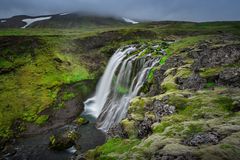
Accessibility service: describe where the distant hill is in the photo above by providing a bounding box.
[0,12,139,29]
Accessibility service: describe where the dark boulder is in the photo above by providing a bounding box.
[183,132,221,146]
[107,124,128,138]
[137,118,153,138]
[176,73,206,90]
[218,68,240,87]
[152,153,199,160]
[49,130,79,151]
[190,44,240,70]
[149,100,176,122]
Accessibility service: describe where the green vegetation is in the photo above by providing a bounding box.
[75,117,88,125]
[0,36,96,138]
[62,92,76,101]
[87,138,140,160]
[35,115,49,125]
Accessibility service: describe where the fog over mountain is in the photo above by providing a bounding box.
[0,0,240,22]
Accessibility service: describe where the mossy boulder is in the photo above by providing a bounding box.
[121,119,137,138]
[49,130,79,151]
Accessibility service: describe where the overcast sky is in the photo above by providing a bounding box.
[0,0,240,21]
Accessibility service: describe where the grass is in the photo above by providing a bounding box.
[88,138,140,160]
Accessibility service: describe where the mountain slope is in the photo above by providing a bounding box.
[0,13,134,29]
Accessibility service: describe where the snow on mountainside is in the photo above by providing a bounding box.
[0,13,139,28]
[122,17,139,24]
[21,16,52,28]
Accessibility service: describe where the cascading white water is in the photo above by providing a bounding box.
[83,46,136,118]
[83,45,159,132]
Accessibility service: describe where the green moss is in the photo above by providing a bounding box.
[214,96,234,111]
[75,117,88,125]
[49,135,56,145]
[183,123,203,137]
[200,67,223,77]
[159,49,172,65]
[169,35,209,53]
[121,119,137,138]
[153,121,171,133]
[35,115,49,125]
[175,66,192,78]
[161,74,178,91]
[220,144,234,149]
[95,138,140,158]
[147,67,156,82]
[62,92,76,101]
[168,94,188,110]
[128,98,146,121]
[205,82,216,88]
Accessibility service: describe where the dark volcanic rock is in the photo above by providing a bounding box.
[1,144,17,158]
[75,30,156,50]
[177,73,206,90]
[107,124,128,138]
[190,44,240,70]
[149,55,185,95]
[218,68,240,87]
[152,153,199,160]
[49,130,79,151]
[150,100,176,122]
[183,132,221,146]
[137,118,153,138]
[133,100,175,138]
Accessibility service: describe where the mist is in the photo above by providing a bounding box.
[0,0,240,21]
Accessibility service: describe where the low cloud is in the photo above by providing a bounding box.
[0,0,240,21]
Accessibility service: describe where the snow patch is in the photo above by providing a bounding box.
[60,13,70,16]
[21,16,52,28]
[1,20,6,23]
[122,17,139,24]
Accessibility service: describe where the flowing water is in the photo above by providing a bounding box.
[83,45,159,132]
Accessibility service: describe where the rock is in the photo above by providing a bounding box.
[49,130,79,151]
[152,153,199,160]
[127,100,176,138]
[1,145,17,158]
[176,73,206,90]
[183,132,221,146]
[137,118,153,138]
[107,124,128,138]
[72,154,86,160]
[53,57,63,63]
[218,68,240,87]
[190,44,240,69]
[74,117,89,126]
[151,100,176,121]
[149,55,185,96]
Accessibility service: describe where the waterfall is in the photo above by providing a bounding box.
[83,45,159,132]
